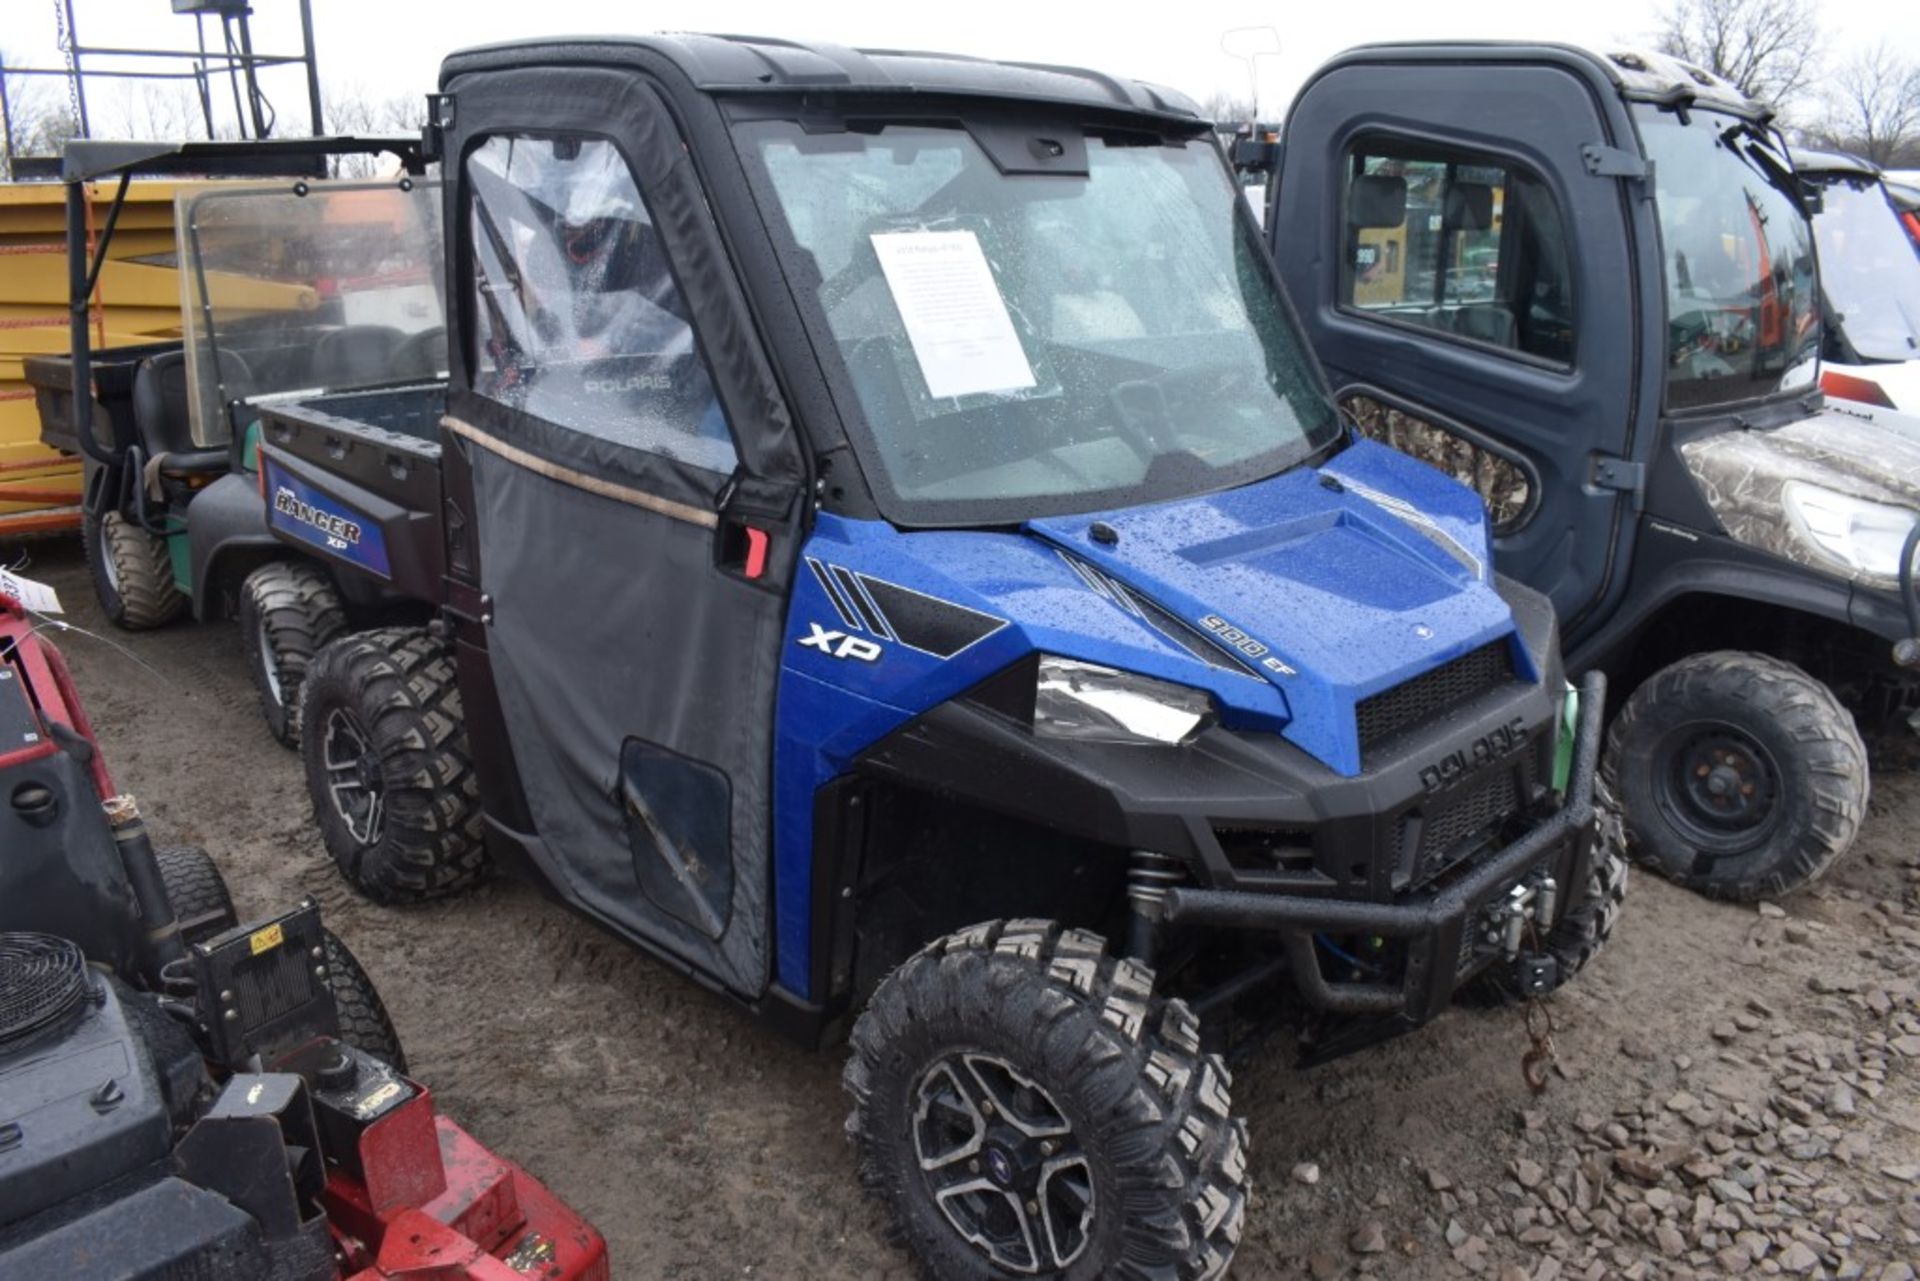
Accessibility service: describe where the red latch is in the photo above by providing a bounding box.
[743,526,770,580]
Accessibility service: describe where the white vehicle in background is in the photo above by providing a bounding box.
[1795,148,1920,432]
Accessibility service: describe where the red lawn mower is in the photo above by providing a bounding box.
[0,582,606,1280]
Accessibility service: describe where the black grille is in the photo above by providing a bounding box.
[1357,640,1515,756]
[233,944,318,1032]
[0,933,89,1049]
[1409,769,1519,885]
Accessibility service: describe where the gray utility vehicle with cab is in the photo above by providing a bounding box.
[1248,43,1912,901]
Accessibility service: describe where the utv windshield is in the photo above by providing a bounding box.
[1636,106,1820,411]
[1806,173,1920,363]
[178,179,445,446]
[738,119,1339,523]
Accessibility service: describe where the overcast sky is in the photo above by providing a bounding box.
[6,0,1915,135]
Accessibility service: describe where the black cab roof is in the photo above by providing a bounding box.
[1305,41,1771,122]
[439,32,1201,123]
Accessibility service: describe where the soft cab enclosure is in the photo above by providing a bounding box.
[254,32,1627,1281]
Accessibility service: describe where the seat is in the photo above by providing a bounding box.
[390,326,447,380]
[131,351,231,475]
[310,325,407,387]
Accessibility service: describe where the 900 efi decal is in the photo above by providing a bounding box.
[1056,551,1261,680]
[799,559,1006,663]
[265,462,391,578]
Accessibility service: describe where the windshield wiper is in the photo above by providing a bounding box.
[1720,123,1808,211]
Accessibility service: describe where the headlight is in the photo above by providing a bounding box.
[1782,481,1919,579]
[1033,656,1215,746]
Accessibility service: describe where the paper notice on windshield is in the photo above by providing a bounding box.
[0,568,61,614]
[871,230,1037,400]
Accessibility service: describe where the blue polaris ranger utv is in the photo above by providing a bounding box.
[249,33,1619,1279]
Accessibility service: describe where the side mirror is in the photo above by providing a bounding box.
[1348,174,1407,229]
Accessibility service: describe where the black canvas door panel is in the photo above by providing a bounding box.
[441,69,803,998]
[467,443,776,991]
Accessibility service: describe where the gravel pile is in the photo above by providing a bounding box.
[1292,875,1920,1280]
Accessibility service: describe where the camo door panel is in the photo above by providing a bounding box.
[1343,393,1533,532]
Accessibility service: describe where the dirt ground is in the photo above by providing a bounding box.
[22,535,1920,1280]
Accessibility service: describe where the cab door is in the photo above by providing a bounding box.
[441,68,804,996]
[1271,55,1652,634]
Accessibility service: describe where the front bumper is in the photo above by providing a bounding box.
[1163,670,1606,1025]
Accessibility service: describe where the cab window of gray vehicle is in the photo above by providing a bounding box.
[466,133,738,473]
[1340,145,1575,364]
[1808,175,1920,363]
[737,120,1339,522]
[1636,107,1819,410]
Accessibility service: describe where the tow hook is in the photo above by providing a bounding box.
[1496,876,1558,959]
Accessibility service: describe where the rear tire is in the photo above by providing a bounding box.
[154,845,238,946]
[1604,652,1867,900]
[846,919,1247,1280]
[83,510,184,630]
[239,560,347,748]
[323,929,407,1073]
[299,627,487,904]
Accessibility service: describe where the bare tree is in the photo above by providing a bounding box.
[1655,0,1824,111]
[1195,90,1260,129]
[323,84,425,177]
[1814,46,1920,167]
[1,49,79,175]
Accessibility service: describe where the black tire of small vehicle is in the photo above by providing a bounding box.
[1461,779,1629,1007]
[299,627,487,905]
[154,844,239,947]
[846,918,1248,1281]
[323,929,408,1074]
[238,559,348,748]
[83,510,184,630]
[1603,652,1868,901]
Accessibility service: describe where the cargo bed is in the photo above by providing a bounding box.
[256,382,448,605]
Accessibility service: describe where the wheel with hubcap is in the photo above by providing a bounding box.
[82,510,184,630]
[299,627,487,904]
[1603,651,1867,901]
[238,559,347,748]
[846,918,1246,1280]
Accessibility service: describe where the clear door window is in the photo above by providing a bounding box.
[467,133,738,473]
[1340,145,1575,364]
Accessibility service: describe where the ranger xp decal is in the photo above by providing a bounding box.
[265,462,392,578]
[802,558,1007,660]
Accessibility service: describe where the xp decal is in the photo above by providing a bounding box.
[799,623,883,663]
[801,557,1007,660]
[264,462,392,578]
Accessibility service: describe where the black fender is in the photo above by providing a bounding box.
[185,472,278,621]
[1566,524,1893,678]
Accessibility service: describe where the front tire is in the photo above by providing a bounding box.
[154,845,239,946]
[83,510,184,630]
[1603,652,1868,900]
[846,919,1247,1281]
[299,627,487,904]
[238,560,347,748]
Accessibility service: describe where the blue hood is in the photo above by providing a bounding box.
[782,439,1528,778]
[1024,439,1522,772]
